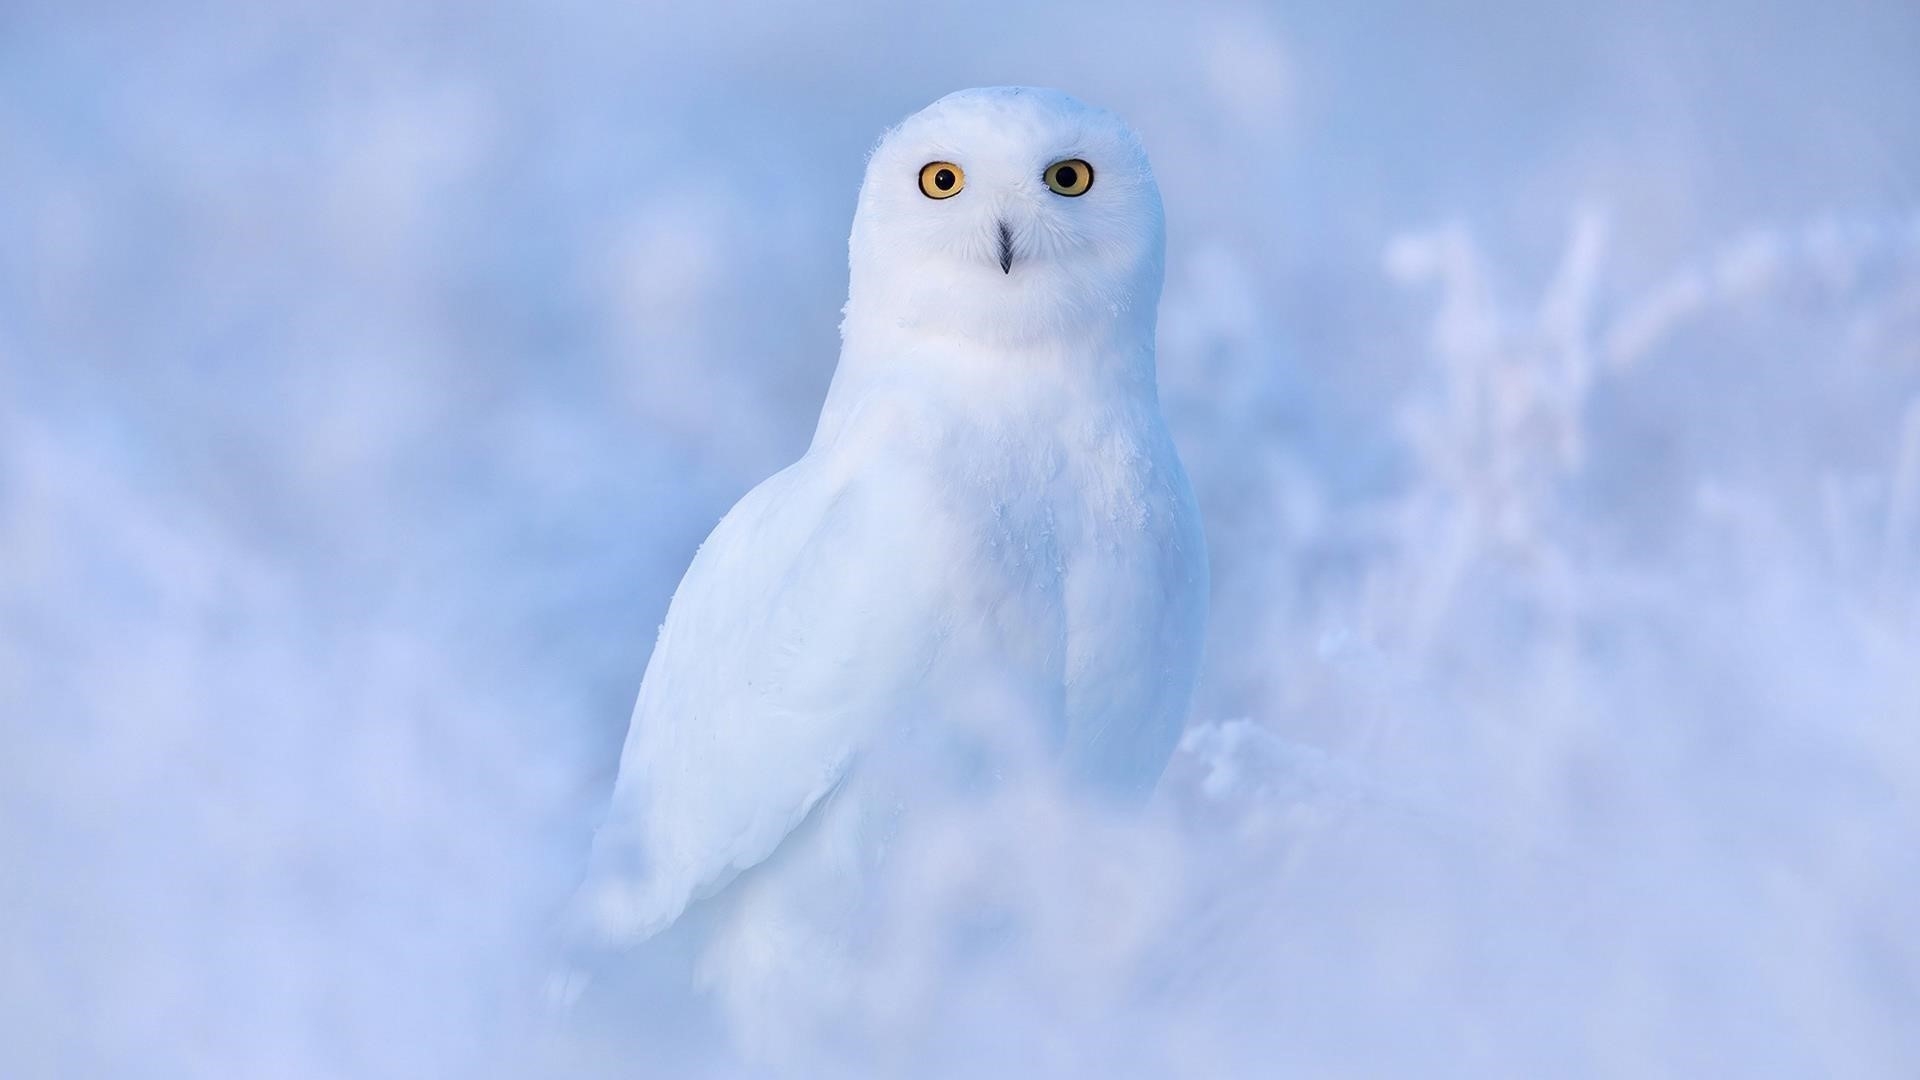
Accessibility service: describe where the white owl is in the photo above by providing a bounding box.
[574,86,1207,1049]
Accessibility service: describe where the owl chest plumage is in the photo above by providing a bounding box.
[823,377,1207,793]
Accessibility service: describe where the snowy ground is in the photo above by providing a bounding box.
[4,1,1918,1076]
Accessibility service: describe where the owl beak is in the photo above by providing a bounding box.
[996,220,1014,274]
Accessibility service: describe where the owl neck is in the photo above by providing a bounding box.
[812,312,1161,451]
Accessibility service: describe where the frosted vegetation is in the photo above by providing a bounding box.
[3,2,1917,1076]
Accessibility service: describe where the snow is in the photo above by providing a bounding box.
[3,1,1918,1076]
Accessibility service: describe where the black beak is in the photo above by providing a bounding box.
[997,220,1013,274]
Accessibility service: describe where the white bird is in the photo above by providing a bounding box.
[573,86,1207,1047]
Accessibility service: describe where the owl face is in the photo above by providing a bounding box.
[846,88,1166,350]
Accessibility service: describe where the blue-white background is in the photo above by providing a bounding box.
[3,2,1918,1075]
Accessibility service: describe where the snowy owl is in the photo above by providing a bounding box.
[574,86,1207,1046]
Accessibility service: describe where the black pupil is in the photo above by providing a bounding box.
[934,168,955,191]
[1054,165,1079,188]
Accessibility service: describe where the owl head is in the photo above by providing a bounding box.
[844,87,1166,352]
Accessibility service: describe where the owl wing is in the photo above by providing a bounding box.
[576,447,948,945]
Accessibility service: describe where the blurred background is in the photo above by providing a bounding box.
[4,0,1919,1075]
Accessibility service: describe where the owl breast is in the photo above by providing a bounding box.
[847,386,1206,799]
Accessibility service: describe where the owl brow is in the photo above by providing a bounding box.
[1045,149,1093,172]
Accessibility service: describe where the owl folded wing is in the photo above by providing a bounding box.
[575,453,949,945]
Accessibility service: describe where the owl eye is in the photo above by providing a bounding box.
[918,161,965,199]
[1044,159,1093,196]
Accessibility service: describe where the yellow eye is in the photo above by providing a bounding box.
[919,161,965,199]
[1044,158,1093,196]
